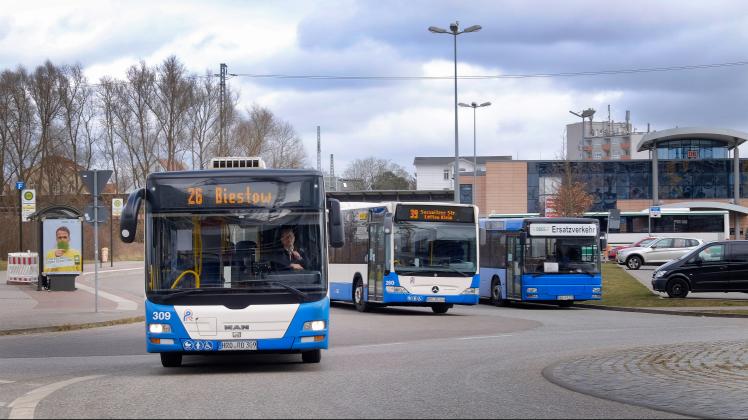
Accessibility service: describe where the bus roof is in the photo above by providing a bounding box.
[480,217,599,231]
[147,168,323,180]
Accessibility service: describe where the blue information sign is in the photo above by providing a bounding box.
[15,181,25,191]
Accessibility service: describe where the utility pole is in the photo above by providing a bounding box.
[317,126,322,172]
[218,63,227,155]
[330,154,335,192]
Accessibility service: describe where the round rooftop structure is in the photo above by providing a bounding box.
[637,127,748,152]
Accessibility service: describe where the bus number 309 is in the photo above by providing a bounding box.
[152,312,171,321]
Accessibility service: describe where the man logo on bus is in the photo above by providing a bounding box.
[432,286,440,294]
[183,309,194,322]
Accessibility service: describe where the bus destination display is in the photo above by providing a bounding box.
[395,205,474,223]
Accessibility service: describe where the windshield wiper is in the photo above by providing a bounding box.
[243,280,310,301]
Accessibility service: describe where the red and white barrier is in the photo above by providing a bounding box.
[6,252,39,285]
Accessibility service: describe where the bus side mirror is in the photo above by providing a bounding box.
[384,214,393,235]
[328,198,344,248]
[520,232,527,244]
[479,228,486,246]
[120,188,145,244]
[600,235,607,250]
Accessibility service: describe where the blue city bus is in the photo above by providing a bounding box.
[478,217,602,307]
[329,202,480,314]
[120,157,344,367]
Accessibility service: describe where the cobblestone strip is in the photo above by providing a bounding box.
[543,341,748,419]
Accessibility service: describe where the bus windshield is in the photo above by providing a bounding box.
[148,210,325,295]
[393,221,477,276]
[524,237,600,274]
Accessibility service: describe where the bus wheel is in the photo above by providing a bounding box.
[491,277,508,307]
[626,256,642,270]
[666,279,689,298]
[557,301,574,308]
[160,352,182,368]
[302,349,321,363]
[431,304,450,314]
[354,279,369,312]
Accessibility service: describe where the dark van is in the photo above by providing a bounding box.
[652,240,748,298]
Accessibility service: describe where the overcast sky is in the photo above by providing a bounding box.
[3,0,748,172]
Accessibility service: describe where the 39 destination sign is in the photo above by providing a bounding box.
[395,205,475,223]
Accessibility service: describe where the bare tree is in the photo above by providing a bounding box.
[28,61,63,194]
[1,68,39,190]
[151,56,193,171]
[552,161,593,217]
[58,63,90,191]
[231,104,274,158]
[342,157,395,190]
[119,61,158,187]
[263,120,307,169]
[187,73,219,169]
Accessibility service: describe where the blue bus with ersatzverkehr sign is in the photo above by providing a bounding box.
[119,157,344,367]
[478,217,603,308]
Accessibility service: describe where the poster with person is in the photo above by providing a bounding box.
[43,219,82,274]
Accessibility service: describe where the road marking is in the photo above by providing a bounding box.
[457,334,514,340]
[0,379,16,384]
[356,342,405,349]
[81,267,141,275]
[8,375,102,419]
[74,283,138,311]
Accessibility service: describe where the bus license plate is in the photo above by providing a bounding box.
[427,297,445,303]
[220,340,257,351]
[557,295,574,300]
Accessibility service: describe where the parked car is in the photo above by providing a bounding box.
[607,237,657,259]
[616,237,703,270]
[652,240,748,298]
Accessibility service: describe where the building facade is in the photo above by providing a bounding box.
[566,120,648,160]
[416,127,748,239]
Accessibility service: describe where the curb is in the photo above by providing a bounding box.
[0,316,145,337]
[576,303,748,318]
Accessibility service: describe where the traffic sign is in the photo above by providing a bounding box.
[83,205,109,224]
[80,170,113,196]
[15,181,25,191]
[21,189,36,222]
[112,198,124,218]
[650,206,661,218]
[608,208,621,230]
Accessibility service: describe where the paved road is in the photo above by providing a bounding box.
[1,303,747,418]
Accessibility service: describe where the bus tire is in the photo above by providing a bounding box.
[353,278,369,312]
[491,276,508,307]
[626,255,643,270]
[160,352,182,368]
[557,301,574,308]
[431,304,450,314]
[666,278,689,298]
[302,349,321,363]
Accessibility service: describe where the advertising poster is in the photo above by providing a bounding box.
[43,219,82,274]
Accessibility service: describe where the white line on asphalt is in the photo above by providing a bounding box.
[457,334,514,340]
[0,379,16,384]
[81,268,141,275]
[74,283,138,311]
[8,375,102,419]
[356,342,406,349]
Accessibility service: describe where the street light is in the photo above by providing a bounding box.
[459,101,491,204]
[569,108,596,159]
[429,21,482,203]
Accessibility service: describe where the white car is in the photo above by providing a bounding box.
[616,237,703,270]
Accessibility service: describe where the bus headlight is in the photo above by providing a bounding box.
[386,286,409,294]
[149,324,172,334]
[526,288,538,294]
[592,287,601,293]
[303,321,326,331]
[461,288,479,295]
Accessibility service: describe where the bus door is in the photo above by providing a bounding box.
[505,234,523,299]
[367,210,386,302]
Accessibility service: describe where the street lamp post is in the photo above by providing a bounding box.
[429,21,482,203]
[569,108,596,159]
[459,101,491,205]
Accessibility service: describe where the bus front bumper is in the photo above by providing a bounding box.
[383,293,479,305]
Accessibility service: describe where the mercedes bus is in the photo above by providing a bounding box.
[329,202,480,314]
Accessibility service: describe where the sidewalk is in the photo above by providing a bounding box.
[0,261,145,335]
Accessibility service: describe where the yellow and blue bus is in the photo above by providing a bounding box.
[120,157,344,367]
[479,217,602,307]
[329,202,480,314]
